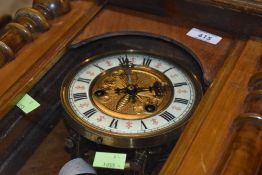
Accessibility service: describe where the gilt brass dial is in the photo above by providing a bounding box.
[61,51,202,148]
[91,66,173,120]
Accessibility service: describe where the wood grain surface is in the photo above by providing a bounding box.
[0,0,104,119]
[17,121,71,175]
[73,6,236,83]
[219,118,262,175]
[192,0,262,15]
[0,1,261,175]
[13,5,256,174]
[160,38,262,175]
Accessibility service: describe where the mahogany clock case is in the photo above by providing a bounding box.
[60,32,205,148]
[0,32,205,174]
[0,0,261,174]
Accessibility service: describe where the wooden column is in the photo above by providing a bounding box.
[219,61,262,175]
[0,0,71,67]
[0,0,106,118]
[160,38,262,175]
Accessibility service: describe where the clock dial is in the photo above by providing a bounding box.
[61,51,202,148]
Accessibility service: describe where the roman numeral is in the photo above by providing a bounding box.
[83,108,97,118]
[174,82,187,87]
[159,111,176,122]
[94,64,104,71]
[109,118,118,129]
[174,98,189,104]
[73,93,87,101]
[142,58,152,66]
[163,67,173,73]
[118,55,130,66]
[77,77,91,84]
[141,120,148,129]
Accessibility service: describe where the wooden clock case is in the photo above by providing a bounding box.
[0,0,261,174]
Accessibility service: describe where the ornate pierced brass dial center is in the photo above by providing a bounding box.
[61,51,200,148]
[90,66,174,120]
[127,85,136,94]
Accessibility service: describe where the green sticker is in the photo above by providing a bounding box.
[16,94,40,114]
[93,152,127,170]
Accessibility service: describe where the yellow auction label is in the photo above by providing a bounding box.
[93,152,127,170]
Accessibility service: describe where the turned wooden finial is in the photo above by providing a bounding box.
[33,0,71,19]
[0,0,71,68]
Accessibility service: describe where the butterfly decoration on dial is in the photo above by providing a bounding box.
[61,51,202,148]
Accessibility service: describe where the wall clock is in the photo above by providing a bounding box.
[60,32,205,174]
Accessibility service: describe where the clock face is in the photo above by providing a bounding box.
[61,51,202,148]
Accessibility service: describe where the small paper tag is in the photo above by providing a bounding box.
[93,152,127,170]
[186,28,222,44]
[16,94,40,114]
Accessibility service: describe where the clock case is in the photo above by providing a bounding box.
[60,32,205,174]
[61,31,205,147]
[1,0,261,174]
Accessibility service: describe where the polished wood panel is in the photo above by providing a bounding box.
[12,4,256,174]
[160,38,262,175]
[0,1,261,175]
[73,6,236,83]
[0,0,105,119]
[219,115,262,175]
[217,51,262,175]
[18,121,71,175]
[109,0,262,37]
[194,0,262,15]
[0,0,71,67]
[164,0,262,37]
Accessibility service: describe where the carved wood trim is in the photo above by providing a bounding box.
[160,38,262,175]
[0,0,71,68]
[190,0,262,16]
[218,56,262,175]
[0,0,106,119]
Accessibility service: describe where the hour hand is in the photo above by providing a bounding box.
[135,81,170,96]
[93,88,117,97]
[149,81,170,97]
[126,69,133,84]
[115,87,127,94]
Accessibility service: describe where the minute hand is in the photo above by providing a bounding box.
[126,69,133,84]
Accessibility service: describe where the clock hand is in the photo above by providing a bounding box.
[114,82,169,95]
[94,88,120,97]
[149,81,169,97]
[119,55,135,85]
[133,81,170,96]
[115,87,127,94]
[127,69,133,85]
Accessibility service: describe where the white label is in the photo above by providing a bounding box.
[186,28,222,44]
